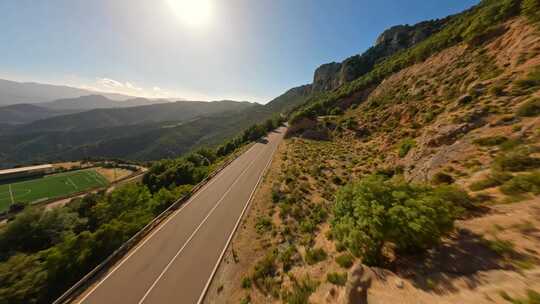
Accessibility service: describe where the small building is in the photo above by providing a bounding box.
[0,164,54,181]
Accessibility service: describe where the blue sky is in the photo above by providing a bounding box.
[0,0,479,103]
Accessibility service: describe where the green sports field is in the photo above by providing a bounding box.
[0,169,109,213]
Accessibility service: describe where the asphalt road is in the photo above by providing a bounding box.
[76,127,286,304]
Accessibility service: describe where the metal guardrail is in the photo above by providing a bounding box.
[52,151,244,304]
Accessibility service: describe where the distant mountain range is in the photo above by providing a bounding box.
[0,96,287,167]
[0,95,169,125]
[39,95,166,111]
[0,72,313,168]
[11,100,256,133]
[0,78,138,106]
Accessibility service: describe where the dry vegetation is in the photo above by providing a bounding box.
[204,18,540,304]
[94,167,134,182]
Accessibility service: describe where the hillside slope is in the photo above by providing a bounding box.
[203,1,540,303]
[0,101,268,167]
[0,104,77,125]
[12,100,255,133]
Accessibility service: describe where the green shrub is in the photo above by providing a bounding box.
[272,189,283,203]
[500,138,523,151]
[515,67,540,91]
[484,238,515,256]
[304,248,327,265]
[252,252,279,295]
[500,171,540,195]
[493,148,540,172]
[489,85,505,96]
[517,98,540,117]
[240,295,251,304]
[500,289,540,304]
[255,217,273,234]
[281,276,318,304]
[279,245,299,272]
[473,135,509,146]
[335,253,354,268]
[522,0,540,23]
[469,171,513,191]
[398,138,416,158]
[327,272,348,286]
[332,175,463,265]
[241,277,252,289]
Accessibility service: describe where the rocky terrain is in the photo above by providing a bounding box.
[203,1,540,303]
[312,18,448,93]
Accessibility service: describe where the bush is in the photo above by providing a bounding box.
[255,217,273,234]
[473,135,509,146]
[469,171,513,191]
[484,238,515,256]
[501,289,540,304]
[279,245,299,272]
[332,175,463,265]
[517,98,540,117]
[515,67,540,91]
[281,276,318,304]
[522,0,540,23]
[500,171,540,195]
[305,248,327,265]
[304,248,327,265]
[493,148,540,172]
[335,253,354,268]
[327,272,348,286]
[252,252,279,295]
[398,138,416,158]
[241,277,252,289]
[489,85,505,96]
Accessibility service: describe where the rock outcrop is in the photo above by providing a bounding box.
[311,19,448,93]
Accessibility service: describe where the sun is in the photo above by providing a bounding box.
[166,0,214,28]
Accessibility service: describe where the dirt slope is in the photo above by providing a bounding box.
[204,17,540,304]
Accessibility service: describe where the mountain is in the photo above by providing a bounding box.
[13,100,256,133]
[311,18,449,93]
[38,95,165,111]
[0,79,133,106]
[0,100,266,167]
[0,95,170,126]
[263,17,452,117]
[265,84,312,113]
[0,104,77,125]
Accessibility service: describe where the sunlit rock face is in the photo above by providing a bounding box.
[311,18,448,93]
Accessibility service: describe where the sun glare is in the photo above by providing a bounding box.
[167,0,214,28]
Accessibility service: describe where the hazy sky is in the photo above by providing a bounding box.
[0,0,479,103]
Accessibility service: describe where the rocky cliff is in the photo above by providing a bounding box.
[311,18,448,93]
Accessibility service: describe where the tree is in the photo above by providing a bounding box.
[0,207,83,257]
[331,174,464,265]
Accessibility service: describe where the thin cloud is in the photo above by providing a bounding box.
[97,78,124,88]
[91,77,177,99]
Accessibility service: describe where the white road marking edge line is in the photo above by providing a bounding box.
[137,145,265,304]
[77,144,258,303]
[196,132,281,304]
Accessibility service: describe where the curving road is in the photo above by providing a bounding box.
[75,127,286,304]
